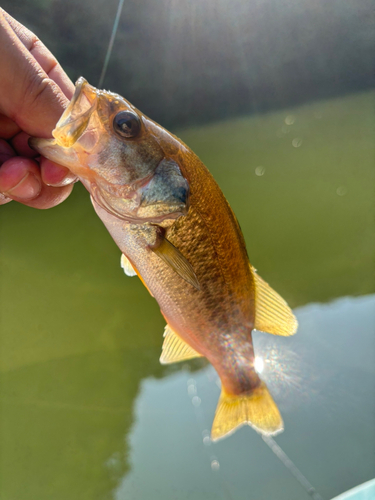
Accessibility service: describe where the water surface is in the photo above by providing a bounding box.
[0,91,373,499]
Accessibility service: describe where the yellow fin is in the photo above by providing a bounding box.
[152,238,200,290]
[252,268,298,336]
[159,324,202,364]
[211,382,284,441]
[120,254,137,277]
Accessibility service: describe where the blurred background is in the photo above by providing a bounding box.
[0,1,374,499]
[2,0,374,128]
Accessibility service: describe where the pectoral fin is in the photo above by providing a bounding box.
[252,267,298,336]
[160,324,202,364]
[152,238,200,290]
[120,254,137,276]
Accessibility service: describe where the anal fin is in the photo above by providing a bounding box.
[160,324,202,364]
[252,267,298,336]
[211,382,283,441]
[121,254,137,276]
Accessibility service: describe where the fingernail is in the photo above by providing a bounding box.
[28,137,37,151]
[47,172,77,187]
[6,172,42,200]
[42,162,76,187]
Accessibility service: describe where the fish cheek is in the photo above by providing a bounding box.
[117,134,164,183]
[96,134,164,186]
[137,159,189,219]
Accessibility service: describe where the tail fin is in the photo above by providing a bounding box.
[211,382,283,441]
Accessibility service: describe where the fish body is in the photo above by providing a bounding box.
[31,78,297,440]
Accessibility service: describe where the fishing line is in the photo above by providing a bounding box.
[98,0,125,88]
[262,436,324,500]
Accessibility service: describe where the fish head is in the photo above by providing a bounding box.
[30,77,189,222]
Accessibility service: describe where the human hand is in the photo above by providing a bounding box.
[0,9,77,208]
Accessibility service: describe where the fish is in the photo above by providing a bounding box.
[30,77,298,441]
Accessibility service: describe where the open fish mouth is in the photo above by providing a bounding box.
[52,77,98,148]
[29,78,100,171]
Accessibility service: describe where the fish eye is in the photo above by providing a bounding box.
[113,111,141,138]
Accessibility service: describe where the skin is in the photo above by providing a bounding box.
[32,80,262,397]
[0,9,77,209]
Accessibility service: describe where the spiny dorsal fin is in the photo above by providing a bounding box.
[152,238,200,290]
[160,324,202,364]
[252,267,298,336]
[120,254,137,276]
[211,382,284,441]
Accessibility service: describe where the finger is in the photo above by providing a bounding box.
[0,11,68,137]
[11,131,38,158]
[0,114,21,139]
[0,192,12,205]
[40,157,78,187]
[15,180,74,209]
[0,138,16,164]
[0,137,14,205]
[2,10,74,100]
[0,157,42,200]
[0,156,74,208]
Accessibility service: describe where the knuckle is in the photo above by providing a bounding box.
[24,73,50,109]
[11,73,51,124]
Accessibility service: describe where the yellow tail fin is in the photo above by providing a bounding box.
[211,382,283,441]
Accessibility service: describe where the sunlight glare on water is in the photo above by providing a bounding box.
[292,137,303,147]
[254,356,264,374]
[210,460,220,472]
[284,115,296,125]
[255,166,265,176]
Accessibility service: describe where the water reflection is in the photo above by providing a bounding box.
[116,294,375,500]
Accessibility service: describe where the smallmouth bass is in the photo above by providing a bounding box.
[31,78,298,440]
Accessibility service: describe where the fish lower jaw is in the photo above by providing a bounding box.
[28,137,82,173]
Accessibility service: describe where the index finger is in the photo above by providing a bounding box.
[2,10,74,100]
[0,10,68,138]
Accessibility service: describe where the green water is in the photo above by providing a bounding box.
[0,91,374,499]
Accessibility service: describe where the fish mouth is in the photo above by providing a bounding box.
[29,78,99,169]
[52,77,98,148]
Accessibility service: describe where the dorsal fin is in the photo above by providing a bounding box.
[120,254,137,276]
[160,324,202,364]
[252,267,298,336]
